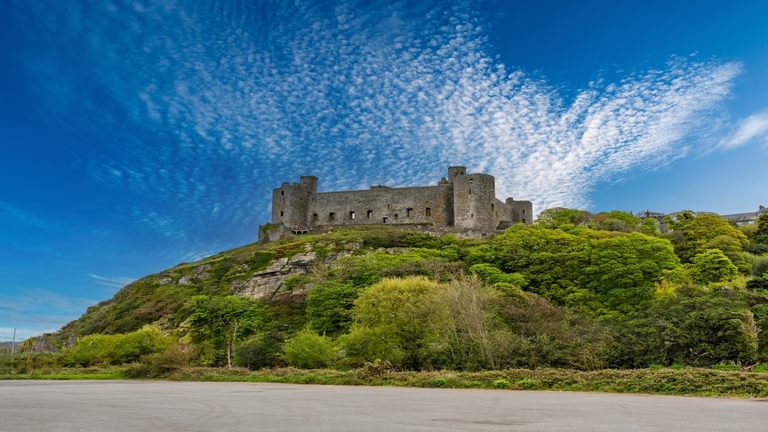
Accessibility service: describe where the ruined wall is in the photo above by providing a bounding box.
[506,198,534,224]
[267,166,533,236]
[452,173,496,230]
[308,186,447,227]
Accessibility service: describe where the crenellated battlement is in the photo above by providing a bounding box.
[261,165,532,241]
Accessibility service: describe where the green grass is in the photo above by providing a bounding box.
[7,366,768,398]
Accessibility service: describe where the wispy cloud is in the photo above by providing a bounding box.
[11,0,744,235]
[0,201,58,231]
[0,289,99,339]
[719,111,768,150]
[88,274,135,289]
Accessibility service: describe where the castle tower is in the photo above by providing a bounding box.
[447,166,466,183]
[271,176,317,227]
[506,197,534,224]
[452,172,496,230]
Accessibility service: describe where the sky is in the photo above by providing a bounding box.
[1,0,767,340]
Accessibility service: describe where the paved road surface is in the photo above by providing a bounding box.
[1,380,766,431]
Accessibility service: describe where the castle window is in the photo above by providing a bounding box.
[281,190,284,196]
[383,217,388,223]
[425,207,432,217]
[491,204,494,211]
[406,208,413,217]
[312,213,319,223]
[367,210,373,219]
[280,211,284,217]
[469,189,471,195]
[394,213,398,220]
[349,211,356,220]
[471,213,474,218]
[469,178,474,183]
[329,212,336,221]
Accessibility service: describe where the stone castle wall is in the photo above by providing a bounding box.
[263,166,532,240]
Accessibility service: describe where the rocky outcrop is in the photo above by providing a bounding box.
[231,251,317,302]
[232,245,358,303]
[177,264,211,285]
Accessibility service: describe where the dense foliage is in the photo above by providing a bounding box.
[24,210,768,373]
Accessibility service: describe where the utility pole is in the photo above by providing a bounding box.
[10,328,16,356]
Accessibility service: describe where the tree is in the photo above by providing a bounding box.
[616,291,759,366]
[344,276,452,369]
[583,232,681,312]
[667,212,749,264]
[282,329,337,368]
[305,283,359,334]
[749,212,768,254]
[473,225,681,315]
[536,208,592,228]
[690,249,739,285]
[589,211,641,232]
[187,295,267,368]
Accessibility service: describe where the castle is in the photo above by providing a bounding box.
[260,166,533,241]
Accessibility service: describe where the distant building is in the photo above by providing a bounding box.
[722,205,767,226]
[260,165,533,241]
[638,206,767,228]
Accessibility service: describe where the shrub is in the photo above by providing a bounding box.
[690,249,739,284]
[346,276,452,369]
[340,325,405,367]
[124,343,193,378]
[305,283,359,334]
[65,326,172,366]
[234,332,283,369]
[282,329,337,369]
[493,379,510,389]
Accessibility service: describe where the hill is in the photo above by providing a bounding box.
[34,210,768,371]
[58,226,461,339]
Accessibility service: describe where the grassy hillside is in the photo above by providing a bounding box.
[19,210,768,374]
[58,226,467,339]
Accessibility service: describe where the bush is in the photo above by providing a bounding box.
[746,254,768,277]
[614,290,758,367]
[305,283,359,334]
[124,343,193,378]
[234,332,283,369]
[282,329,337,369]
[690,249,738,284]
[340,326,405,367]
[346,276,452,369]
[493,379,510,389]
[65,326,172,366]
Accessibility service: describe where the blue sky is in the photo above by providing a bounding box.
[1,0,767,340]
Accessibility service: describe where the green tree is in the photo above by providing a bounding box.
[345,276,452,369]
[473,225,680,315]
[536,208,592,228]
[305,283,359,334]
[615,291,758,366]
[187,295,267,368]
[282,329,337,368]
[690,249,739,285]
[749,212,768,254]
[583,232,681,312]
[667,212,749,265]
[589,211,641,232]
[65,326,172,366]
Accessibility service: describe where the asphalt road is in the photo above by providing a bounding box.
[1,380,766,431]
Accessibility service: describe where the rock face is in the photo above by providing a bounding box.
[176,264,211,286]
[231,246,358,303]
[232,251,317,302]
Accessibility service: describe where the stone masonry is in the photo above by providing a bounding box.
[260,166,532,241]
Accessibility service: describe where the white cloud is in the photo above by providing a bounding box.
[719,111,768,150]
[13,0,744,234]
[88,274,135,289]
